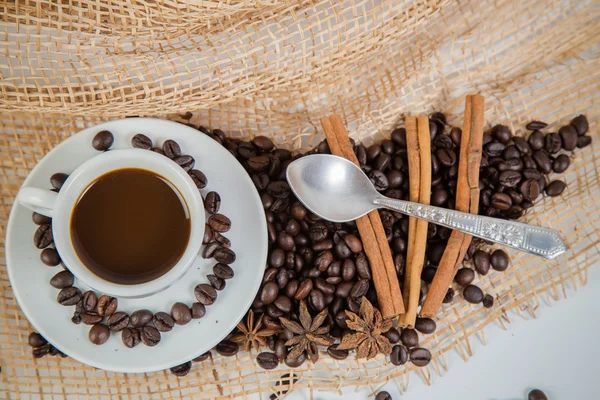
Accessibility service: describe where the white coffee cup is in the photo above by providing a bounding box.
[16,149,205,298]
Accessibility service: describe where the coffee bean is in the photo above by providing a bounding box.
[341,259,356,281]
[309,289,326,312]
[513,136,531,155]
[193,352,211,362]
[284,351,307,368]
[482,294,494,308]
[251,172,270,190]
[454,268,475,286]
[386,170,403,188]
[559,125,578,151]
[256,351,279,370]
[191,302,206,319]
[96,295,118,317]
[248,156,271,171]
[195,283,217,305]
[490,192,512,210]
[315,250,334,271]
[80,312,102,325]
[92,130,114,151]
[32,343,50,358]
[169,302,192,325]
[141,325,161,347]
[40,248,61,266]
[28,332,47,347]
[443,287,455,303]
[528,130,544,150]
[350,279,369,298]
[294,280,312,300]
[214,248,236,264]
[390,344,409,366]
[314,278,335,296]
[391,127,407,148]
[532,150,552,174]
[522,155,537,169]
[569,114,589,135]
[79,291,97,313]
[107,312,130,332]
[552,154,570,173]
[50,270,73,289]
[89,324,110,345]
[202,224,214,245]
[253,136,274,152]
[520,179,540,202]
[400,328,419,348]
[544,132,562,154]
[498,170,522,187]
[174,155,195,172]
[490,249,509,271]
[366,144,382,161]
[374,153,391,171]
[436,148,457,167]
[491,125,512,143]
[343,234,363,253]
[130,309,153,328]
[170,361,192,377]
[277,232,295,251]
[57,287,82,306]
[545,180,566,196]
[577,135,592,148]
[208,274,226,290]
[355,253,371,279]
[498,157,523,171]
[415,317,436,334]
[34,224,53,249]
[525,121,547,130]
[528,389,548,400]
[463,285,484,303]
[213,232,231,248]
[267,181,291,199]
[473,250,491,275]
[374,392,392,400]
[162,139,181,159]
[50,172,69,191]
[211,264,233,282]
[485,141,506,157]
[409,347,432,367]
[368,170,389,191]
[131,133,152,149]
[32,212,52,225]
[325,344,348,360]
[153,312,175,332]
[216,340,239,356]
[189,169,207,189]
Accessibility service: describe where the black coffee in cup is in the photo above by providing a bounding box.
[71,168,190,284]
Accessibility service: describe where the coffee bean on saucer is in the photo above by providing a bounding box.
[153,312,175,332]
[375,391,392,400]
[174,155,195,172]
[131,133,152,149]
[214,232,231,248]
[28,332,47,347]
[454,268,475,286]
[89,324,110,345]
[162,139,181,159]
[545,180,566,196]
[215,340,239,357]
[170,361,192,377]
[214,248,236,264]
[203,224,214,245]
[208,214,231,233]
[195,283,217,305]
[96,295,118,317]
[32,343,51,358]
[50,173,69,191]
[40,248,61,266]
[122,327,141,348]
[390,344,409,366]
[80,312,103,325]
[409,347,432,367]
[92,130,114,151]
[205,191,221,214]
[32,212,51,225]
[490,249,510,271]
[82,291,97,312]
[256,352,279,370]
[153,147,165,156]
[107,312,130,332]
[202,242,220,259]
[57,287,82,306]
[326,344,349,360]
[463,285,484,304]
[207,274,226,291]
[414,317,436,334]
[473,250,491,275]
[34,224,53,249]
[191,302,206,319]
[189,169,207,189]
[130,309,153,328]
[193,352,210,362]
[528,389,548,400]
[482,294,494,308]
[171,302,192,325]
[141,325,161,347]
[213,263,234,279]
[400,328,419,348]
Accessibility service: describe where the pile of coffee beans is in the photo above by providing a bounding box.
[27,332,67,358]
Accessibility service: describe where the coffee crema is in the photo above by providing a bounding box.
[71,168,191,285]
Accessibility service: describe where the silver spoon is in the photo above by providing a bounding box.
[286,154,567,259]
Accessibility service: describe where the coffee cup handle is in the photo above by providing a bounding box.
[17,187,58,218]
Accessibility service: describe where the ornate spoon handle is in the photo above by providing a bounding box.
[373,197,567,259]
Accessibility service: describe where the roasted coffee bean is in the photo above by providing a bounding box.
[92,130,114,151]
[195,283,217,305]
[170,361,192,377]
[545,180,566,196]
[400,328,419,348]
[410,347,432,367]
[350,279,369,298]
[213,231,231,248]
[525,120,547,130]
[381,139,396,155]
[81,291,97,312]
[107,312,129,332]
[130,309,153,328]
[454,268,475,286]
[270,249,285,268]
[277,232,295,251]
[271,339,288,361]
[203,224,214,245]
[335,281,353,298]
[49,172,69,191]
[312,239,333,252]
[216,340,239,356]
[355,253,371,279]
[174,155,195,172]
[447,127,461,146]
[368,170,389,191]
[522,155,537,169]
[473,250,491,275]
[309,289,326,312]
[421,266,437,283]
[528,130,544,150]
[513,136,531,155]
[314,278,335,296]
[436,148,457,167]
[366,144,382,161]
[32,343,51,358]
[208,274,226,290]
[578,135,592,148]
[162,139,181,159]
[431,188,449,207]
[552,154,570,173]
[482,294,494,308]
[267,181,291,199]
[485,141,506,157]
[528,389,548,400]
[189,169,207,189]
[50,270,74,289]
[32,212,52,225]
[374,153,391,171]
[170,302,192,325]
[383,327,401,344]
[544,132,562,154]
[253,136,274,152]
[153,312,175,332]
[490,192,512,210]
[415,317,436,334]
[498,170,522,187]
[141,325,161,347]
[390,344,409,366]
[532,150,552,174]
[386,170,403,189]
[433,134,453,149]
[57,287,82,306]
[285,219,301,237]
[28,332,47,347]
[347,297,361,314]
[153,147,166,156]
[238,141,257,159]
[285,280,299,298]
[463,285,484,303]
[256,352,279,370]
[315,250,334,271]
[443,287,455,303]
[34,224,53,249]
[131,133,152,149]
[570,114,588,135]
[96,295,118,317]
[391,127,407,148]
[491,125,511,143]
[213,263,234,280]
[214,248,236,264]
[40,248,61,266]
[248,155,271,171]
[191,302,206,319]
[285,351,306,368]
[261,281,280,304]
[193,352,211,362]
[343,234,362,253]
[274,295,293,313]
[519,179,540,202]
[294,280,312,300]
[559,125,578,151]
[208,213,231,233]
[89,324,110,345]
[490,249,509,271]
[341,259,356,281]
[290,201,307,220]
[333,240,352,259]
[507,190,523,205]
[498,157,523,171]
[251,172,270,190]
[326,344,349,360]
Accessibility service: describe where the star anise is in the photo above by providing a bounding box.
[279,301,334,363]
[230,310,279,352]
[336,297,393,359]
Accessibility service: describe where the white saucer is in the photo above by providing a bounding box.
[6,118,267,373]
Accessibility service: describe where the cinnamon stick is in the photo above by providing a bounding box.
[321,114,405,317]
[420,94,484,318]
[400,116,431,328]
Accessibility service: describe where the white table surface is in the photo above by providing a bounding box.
[285,264,599,400]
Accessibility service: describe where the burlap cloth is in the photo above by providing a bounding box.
[1,0,599,398]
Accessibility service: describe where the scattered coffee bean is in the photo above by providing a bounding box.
[171,302,192,325]
[203,224,214,244]
[253,136,274,152]
[40,247,61,266]
[33,343,51,358]
[414,317,436,334]
[454,268,475,286]
[189,169,207,189]
[490,192,512,210]
[525,121,547,130]
[544,132,561,154]
[473,250,491,275]
[492,125,512,143]
[256,352,279,370]
[57,287,82,306]
[443,287,455,303]
[490,249,510,271]
[214,248,236,264]
[205,191,221,214]
[28,332,47,347]
[216,340,239,356]
[193,352,210,362]
[50,270,74,289]
[202,242,220,258]
[34,224,53,248]
[559,125,578,151]
[375,392,392,400]
[409,347,432,367]
[577,135,592,148]
[284,352,306,368]
[390,344,409,366]
[32,212,52,225]
[50,173,69,190]
[174,155,195,172]
[162,139,181,159]
[170,361,192,377]
[528,389,548,400]
[141,325,161,347]
[463,285,484,304]
[326,344,349,360]
[96,295,118,317]
[400,328,419,348]
[131,133,152,149]
[195,283,217,305]
[81,312,103,325]
[383,327,401,344]
[191,302,206,319]
[130,309,153,328]
[482,294,494,308]
[89,324,110,345]
[92,130,114,151]
[208,274,226,290]
[107,312,130,332]
[545,180,566,196]
[213,263,234,279]
[82,291,97,312]
[153,312,175,332]
[552,154,570,173]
